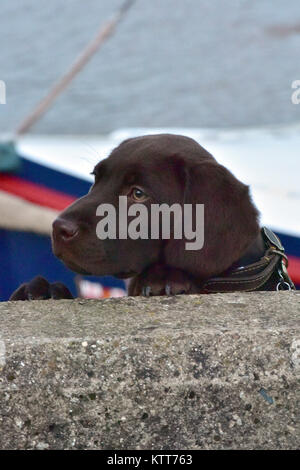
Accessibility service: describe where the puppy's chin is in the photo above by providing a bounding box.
[61,259,92,275]
[114,271,137,279]
[62,258,136,279]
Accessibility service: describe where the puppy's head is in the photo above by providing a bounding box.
[52,134,259,279]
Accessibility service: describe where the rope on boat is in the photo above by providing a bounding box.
[15,0,137,136]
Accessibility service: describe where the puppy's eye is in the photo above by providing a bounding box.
[129,187,148,202]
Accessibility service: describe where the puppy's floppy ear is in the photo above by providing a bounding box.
[164,160,260,279]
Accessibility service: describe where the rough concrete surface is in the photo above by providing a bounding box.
[0,292,299,450]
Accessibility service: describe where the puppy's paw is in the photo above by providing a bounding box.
[9,276,74,301]
[129,265,193,297]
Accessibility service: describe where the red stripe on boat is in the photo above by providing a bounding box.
[287,255,300,286]
[0,174,76,211]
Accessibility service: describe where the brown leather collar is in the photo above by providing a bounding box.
[200,227,296,293]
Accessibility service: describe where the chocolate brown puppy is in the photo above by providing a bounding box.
[10,134,262,300]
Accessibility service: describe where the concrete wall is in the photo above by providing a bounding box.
[0,292,299,449]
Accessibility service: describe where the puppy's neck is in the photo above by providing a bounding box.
[231,230,265,269]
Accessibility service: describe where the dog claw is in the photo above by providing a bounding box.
[142,286,152,297]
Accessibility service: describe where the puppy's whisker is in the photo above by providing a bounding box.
[81,141,102,162]
[77,154,91,163]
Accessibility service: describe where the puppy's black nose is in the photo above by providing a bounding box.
[52,217,79,242]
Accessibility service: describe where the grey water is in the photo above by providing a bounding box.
[1,0,300,135]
